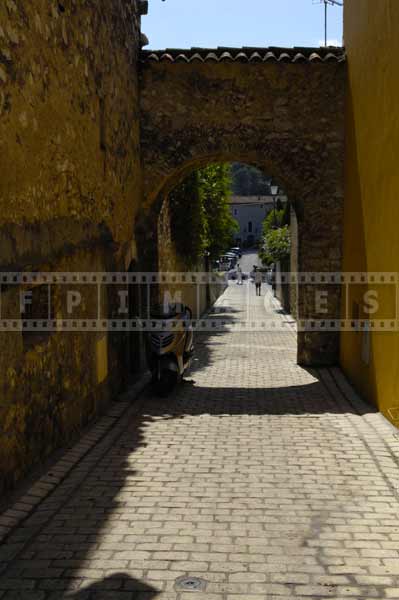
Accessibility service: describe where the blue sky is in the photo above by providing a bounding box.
[143,0,344,50]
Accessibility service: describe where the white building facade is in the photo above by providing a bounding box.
[230,195,287,246]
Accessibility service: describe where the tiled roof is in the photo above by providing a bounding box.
[141,46,345,64]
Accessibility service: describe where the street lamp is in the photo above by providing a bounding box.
[270,184,279,229]
[270,184,279,196]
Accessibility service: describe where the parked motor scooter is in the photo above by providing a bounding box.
[146,303,194,397]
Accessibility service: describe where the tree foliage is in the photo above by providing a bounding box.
[169,164,238,264]
[199,164,238,259]
[230,163,271,196]
[262,209,285,236]
[260,226,291,265]
[169,171,207,265]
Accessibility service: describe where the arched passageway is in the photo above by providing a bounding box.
[138,47,346,365]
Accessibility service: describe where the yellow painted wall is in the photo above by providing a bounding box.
[342,0,399,425]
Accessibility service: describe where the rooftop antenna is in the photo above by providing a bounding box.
[313,0,343,47]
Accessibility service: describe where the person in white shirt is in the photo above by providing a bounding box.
[254,268,262,296]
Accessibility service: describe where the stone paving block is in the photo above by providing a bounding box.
[1,281,399,598]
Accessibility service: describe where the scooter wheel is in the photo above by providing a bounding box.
[155,370,178,397]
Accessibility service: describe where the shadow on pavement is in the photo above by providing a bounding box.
[0,282,377,598]
[70,574,159,599]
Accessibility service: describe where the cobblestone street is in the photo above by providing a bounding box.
[1,256,399,599]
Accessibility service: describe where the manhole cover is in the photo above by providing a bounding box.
[175,576,207,592]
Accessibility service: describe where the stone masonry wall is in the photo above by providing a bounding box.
[140,59,346,365]
[0,0,141,255]
[0,0,142,494]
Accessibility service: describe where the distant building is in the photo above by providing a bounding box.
[230,194,287,246]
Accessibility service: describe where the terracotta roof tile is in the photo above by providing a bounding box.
[264,51,278,62]
[292,53,307,63]
[278,52,292,63]
[175,53,189,63]
[309,52,323,62]
[141,46,345,65]
[220,51,233,62]
[190,53,204,63]
[206,52,219,62]
[249,51,262,62]
[235,51,249,62]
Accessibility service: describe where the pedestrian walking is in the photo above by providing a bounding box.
[254,268,262,296]
[236,264,243,285]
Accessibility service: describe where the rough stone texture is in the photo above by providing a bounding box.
[140,59,346,365]
[0,247,131,494]
[1,272,399,599]
[0,0,141,253]
[0,0,142,494]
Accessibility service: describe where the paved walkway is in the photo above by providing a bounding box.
[1,258,399,600]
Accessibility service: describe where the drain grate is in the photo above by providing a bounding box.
[175,576,207,592]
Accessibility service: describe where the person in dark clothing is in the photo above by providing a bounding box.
[254,267,262,296]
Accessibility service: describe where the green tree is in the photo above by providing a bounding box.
[232,167,251,196]
[230,163,271,196]
[168,163,238,264]
[260,225,291,266]
[169,171,207,266]
[199,164,238,259]
[262,208,285,236]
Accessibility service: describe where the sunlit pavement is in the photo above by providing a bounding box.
[1,252,399,599]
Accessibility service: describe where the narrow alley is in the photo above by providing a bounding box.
[1,253,399,599]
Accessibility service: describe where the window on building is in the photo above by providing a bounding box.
[248,221,253,233]
[234,209,238,216]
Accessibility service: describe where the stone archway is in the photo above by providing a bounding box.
[138,47,346,365]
